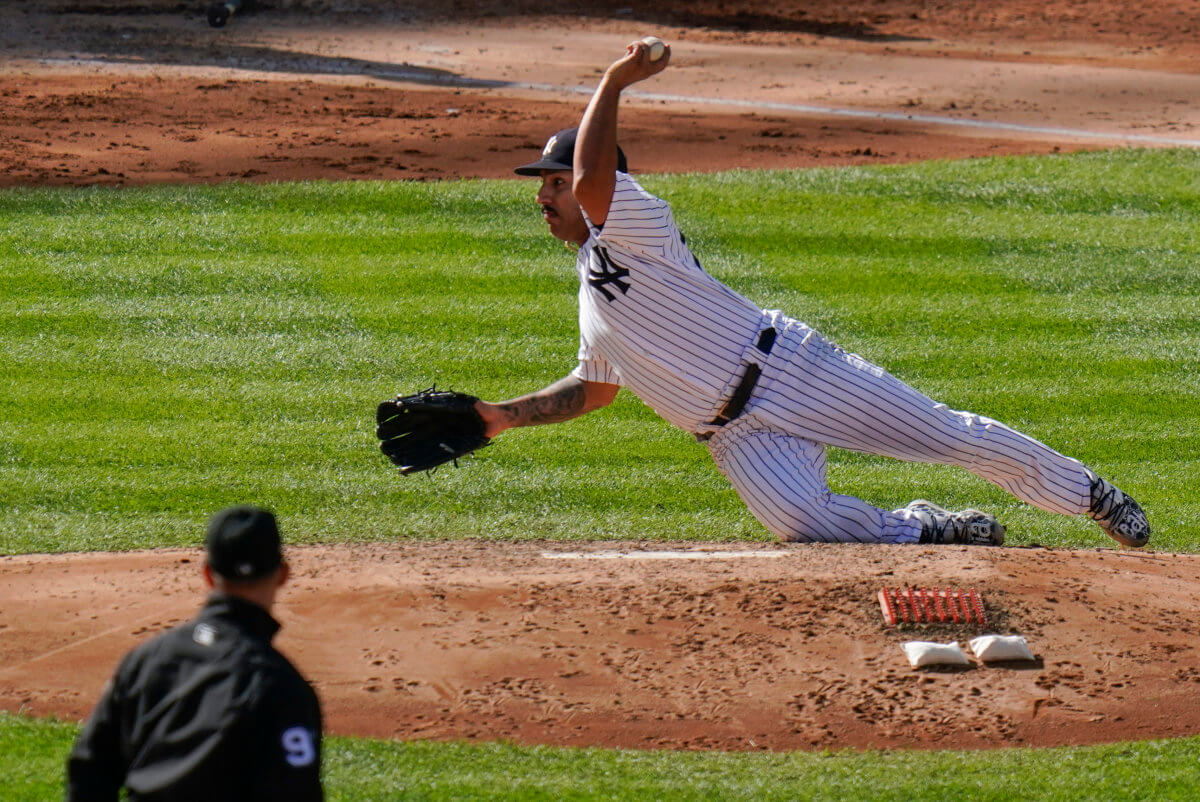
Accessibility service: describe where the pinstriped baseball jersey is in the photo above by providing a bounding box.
[569,172,764,432]
[562,170,1093,543]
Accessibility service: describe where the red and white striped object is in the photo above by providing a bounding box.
[878,587,987,628]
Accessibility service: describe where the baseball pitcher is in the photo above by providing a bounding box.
[381,39,1150,549]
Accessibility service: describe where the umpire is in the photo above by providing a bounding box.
[66,506,323,801]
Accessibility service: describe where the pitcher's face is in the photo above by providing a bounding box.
[536,170,589,246]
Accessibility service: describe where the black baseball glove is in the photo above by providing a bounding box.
[376,387,490,475]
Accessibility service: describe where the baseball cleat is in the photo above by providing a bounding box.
[1085,469,1150,548]
[903,500,1005,546]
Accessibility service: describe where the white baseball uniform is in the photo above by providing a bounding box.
[569,172,1093,543]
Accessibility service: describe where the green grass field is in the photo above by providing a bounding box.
[3,148,1199,798]
[5,713,1199,801]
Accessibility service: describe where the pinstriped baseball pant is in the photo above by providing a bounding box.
[705,320,1092,543]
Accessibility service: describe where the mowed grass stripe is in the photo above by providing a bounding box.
[4,713,1198,801]
[2,149,1198,554]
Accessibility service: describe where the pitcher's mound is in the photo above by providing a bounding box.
[3,541,1198,751]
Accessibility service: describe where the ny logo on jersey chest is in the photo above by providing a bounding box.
[587,246,631,303]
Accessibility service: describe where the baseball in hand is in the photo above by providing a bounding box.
[640,36,666,61]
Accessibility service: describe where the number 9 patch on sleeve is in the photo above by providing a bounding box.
[281,726,317,767]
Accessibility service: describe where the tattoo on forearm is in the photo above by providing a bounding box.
[503,380,586,427]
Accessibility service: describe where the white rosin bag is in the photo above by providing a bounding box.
[969,634,1036,662]
[901,641,970,668]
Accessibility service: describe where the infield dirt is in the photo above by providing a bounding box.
[2,0,1198,752]
[5,0,1200,185]
[4,542,1200,751]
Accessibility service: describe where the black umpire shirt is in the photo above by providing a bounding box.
[66,594,323,801]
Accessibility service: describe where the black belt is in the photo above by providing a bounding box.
[707,327,776,429]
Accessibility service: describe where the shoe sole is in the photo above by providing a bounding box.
[1101,525,1150,549]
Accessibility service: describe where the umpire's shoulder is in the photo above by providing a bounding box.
[103,617,205,692]
[253,646,322,719]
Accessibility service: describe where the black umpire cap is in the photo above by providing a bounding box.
[514,127,628,175]
[206,506,283,581]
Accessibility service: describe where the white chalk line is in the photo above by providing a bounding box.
[370,67,1200,147]
[37,57,1200,149]
[518,83,1200,148]
[0,610,167,679]
[541,550,790,560]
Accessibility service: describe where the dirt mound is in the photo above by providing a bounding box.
[3,542,1197,751]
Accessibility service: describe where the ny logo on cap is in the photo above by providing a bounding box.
[543,135,559,156]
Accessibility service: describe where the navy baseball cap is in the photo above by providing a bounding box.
[205,506,282,581]
[514,127,628,175]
